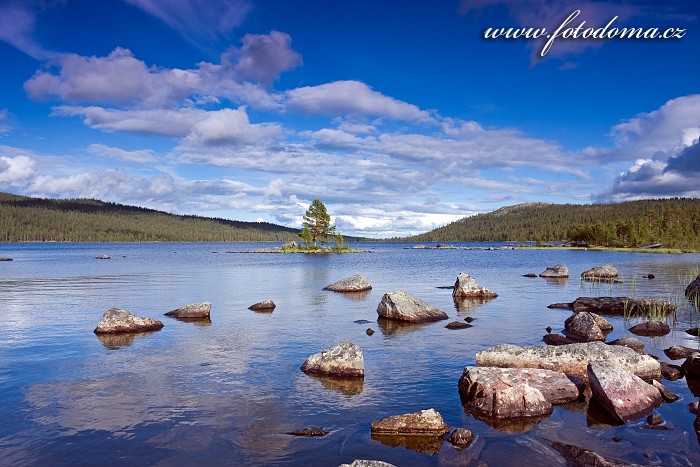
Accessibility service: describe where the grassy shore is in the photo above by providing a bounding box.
[516,245,691,254]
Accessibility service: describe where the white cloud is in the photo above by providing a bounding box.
[24,47,281,109]
[87,144,158,163]
[55,106,281,146]
[0,154,36,184]
[223,31,302,85]
[285,80,435,123]
[122,0,251,46]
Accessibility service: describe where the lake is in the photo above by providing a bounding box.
[1,242,700,466]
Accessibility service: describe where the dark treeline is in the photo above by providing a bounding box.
[0,192,301,242]
[407,199,700,250]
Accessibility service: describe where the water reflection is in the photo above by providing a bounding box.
[453,296,495,314]
[305,374,364,396]
[377,318,430,336]
[96,330,160,349]
[370,433,445,455]
[335,290,372,301]
[166,317,212,326]
[542,277,569,287]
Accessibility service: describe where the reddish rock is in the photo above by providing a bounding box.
[608,337,645,354]
[458,366,580,405]
[447,428,473,449]
[587,361,662,423]
[248,299,276,311]
[629,320,670,337]
[543,334,573,346]
[465,384,553,419]
[660,362,684,381]
[664,345,700,360]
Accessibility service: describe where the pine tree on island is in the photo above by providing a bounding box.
[301,199,336,247]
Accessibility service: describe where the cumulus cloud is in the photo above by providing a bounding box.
[597,139,700,202]
[0,154,37,184]
[25,47,282,109]
[122,0,251,46]
[223,31,302,85]
[55,106,281,145]
[285,81,435,123]
[87,144,158,164]
[611,94,700,158]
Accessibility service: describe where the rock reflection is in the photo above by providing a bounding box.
[96,330,159,349]
[453,296,495,314]
[172,317,212,326]
[371,433,445,455]
[542,277,569,286]
[466,413,549,434]
[336,290,372,301]
[586,398,622,428]
[687,377,700,397]
[148,423,217,451]
[305,374,364,396]
[377,318,429,336]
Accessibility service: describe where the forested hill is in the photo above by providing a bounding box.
[407,199,700,250]
[0,192,301,242]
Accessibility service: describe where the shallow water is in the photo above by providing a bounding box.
[1,242,699,466]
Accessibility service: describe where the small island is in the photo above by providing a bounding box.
[245,199,368,254]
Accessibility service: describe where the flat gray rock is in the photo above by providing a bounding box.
[376,291,448,323]
[301,341,364,378]
[324,273,372,292]
[164,302,211,319]
[94,308,164,334]
[458,366,580,405]
[476,342,661,381]
[539,264,569,278]
[587,361,662,423]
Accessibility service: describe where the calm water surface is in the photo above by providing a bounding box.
[1,242,700,466]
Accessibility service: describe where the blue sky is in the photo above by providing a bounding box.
[0,0,698,237]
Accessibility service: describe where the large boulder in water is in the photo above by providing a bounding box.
[563,312,612,342]
[376,291,448,323]
[539,264,569,278]
[452,272,497,299]
[164,302,211,319]
[686,274,700,300]
[458,366,580,405]
[587,361,662,423]
[581,265,619,280]
[300,341,364,378]
[94,308,164,334]
[370,408,449,435]
[323,273,372,292]
[476,342,660,381]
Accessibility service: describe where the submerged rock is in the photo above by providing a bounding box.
[376,291,448,323]
[301,341,364,378]
[95,255,111,260]
[629,320,670,337]
[587,361,662,423]
[447,428,473,449]
[563,312,612,342]
[686,274,700,300]
[608,337,645,354]
[523,273,537,278]
[476,342,660,381]
[370,408,450,435]
[581,265,619,280]
[0,257,13,261]
[446,321,472,330]
[552,441,631,467]
[248,299,276,311]
[465,384,553,420]
[665,345,700,360]
[539,264,569,278]
[164,302,211,319]
[366,328,375,336]
[94,308,164,334]
[323,273,372,292]
[286,427,328,437]
[687,328,700,337]
[452,272,497,299]
[458,366,580,405]
[339,461,396,467]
